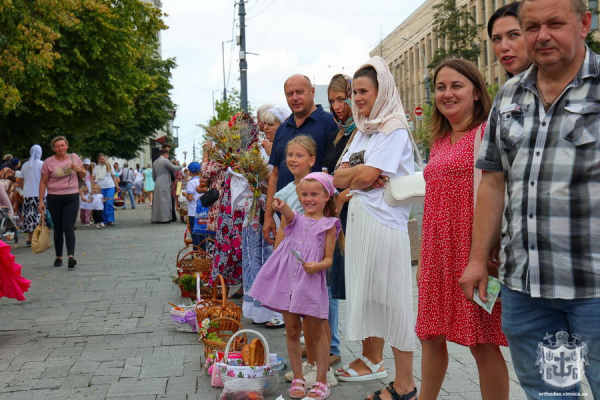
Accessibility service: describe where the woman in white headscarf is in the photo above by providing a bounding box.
[19,145,46,245]
[333,56,417,400]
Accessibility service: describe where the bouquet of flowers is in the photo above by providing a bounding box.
[202,116,260,170]
[199,318,221,340]
[237,143,270,223]
[202,124,242,169]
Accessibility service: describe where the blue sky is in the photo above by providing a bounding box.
[160,0,423,162]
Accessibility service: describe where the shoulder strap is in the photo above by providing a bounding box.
[406,129,424,168]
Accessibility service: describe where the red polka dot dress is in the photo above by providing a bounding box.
[416,123,507,347]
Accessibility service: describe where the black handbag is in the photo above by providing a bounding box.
[200,188,219,207]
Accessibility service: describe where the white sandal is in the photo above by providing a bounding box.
[337,356,388,382]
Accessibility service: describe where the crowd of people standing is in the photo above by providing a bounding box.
[181,1,600,400]
[2,1,599,399]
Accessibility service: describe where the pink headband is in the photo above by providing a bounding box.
[301,172,335,196]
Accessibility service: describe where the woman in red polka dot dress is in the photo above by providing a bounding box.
[416,59,509,400]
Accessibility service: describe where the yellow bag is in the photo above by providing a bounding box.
[176,181,183,197]
[31,214,51,254]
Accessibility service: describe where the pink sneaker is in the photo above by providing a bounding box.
[302,381,330,400]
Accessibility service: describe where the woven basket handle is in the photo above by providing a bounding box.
[223,329,270,366]
[39,212,46,227]
[212,273,227,305]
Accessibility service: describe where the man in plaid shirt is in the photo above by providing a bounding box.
[461,0,599,398]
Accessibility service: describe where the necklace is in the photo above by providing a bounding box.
[537,84,553,111]
[450,130,468,145]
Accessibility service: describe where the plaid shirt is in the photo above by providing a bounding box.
[477,49,600,299]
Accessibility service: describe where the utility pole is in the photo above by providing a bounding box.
[238,0,248,113]
[222,41,232,102]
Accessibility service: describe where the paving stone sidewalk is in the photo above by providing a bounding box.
[0,205,588,399]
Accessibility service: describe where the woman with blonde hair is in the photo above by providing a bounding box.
[38,136,86,267]
[91,153,120,227]
[416,58,508,400]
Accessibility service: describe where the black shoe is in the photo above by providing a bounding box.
[53,258,63,267]
[68,257,77,269]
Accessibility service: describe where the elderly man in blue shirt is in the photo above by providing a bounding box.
[263,74,338,244]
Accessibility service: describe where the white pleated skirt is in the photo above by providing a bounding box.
[345,196,415,351]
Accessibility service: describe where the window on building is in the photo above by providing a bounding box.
[482,0,486,22]
[592,0,599,30]
[473,5,477,24]
[484,39,488,67]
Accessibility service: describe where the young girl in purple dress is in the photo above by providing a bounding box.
[248,172,341,400]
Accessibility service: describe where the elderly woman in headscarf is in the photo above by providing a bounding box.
[260,106,291,156]
[18,145,46,245]
[333,56,417,400]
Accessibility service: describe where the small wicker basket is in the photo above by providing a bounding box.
[201,317,246,358]
[216,329,272,391]
[170,305,197,332]
[196,274,241,332]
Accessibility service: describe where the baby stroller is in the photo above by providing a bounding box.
[0,207,19,244]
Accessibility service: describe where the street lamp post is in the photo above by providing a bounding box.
[402,36,431,106]
[183,151,187,163]
[222,40,233,102]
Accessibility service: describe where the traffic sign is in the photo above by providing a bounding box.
[405,113,412,122]
[415,106,424,116]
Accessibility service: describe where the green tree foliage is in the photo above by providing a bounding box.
[415,104,433,153]
[207,90,253,127]
[585,31,600,54]
[430,0,482,69]
[0,0,176,160]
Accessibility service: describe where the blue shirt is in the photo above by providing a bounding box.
[268,104,338,191]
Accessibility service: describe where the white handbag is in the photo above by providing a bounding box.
[383,130,426,207]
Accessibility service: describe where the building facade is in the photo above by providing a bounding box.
[371,0,600,132]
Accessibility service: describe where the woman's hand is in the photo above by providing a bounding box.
[71,164,85,174]
[261,139,273,156]
[38,202,46,213]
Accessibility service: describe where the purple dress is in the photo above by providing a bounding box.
[248,212,341,320]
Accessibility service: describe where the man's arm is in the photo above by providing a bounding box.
[459,171,505,302]
[262,166,278,244]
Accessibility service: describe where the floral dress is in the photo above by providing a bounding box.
[416,123,507,347]
[210,175,245,285]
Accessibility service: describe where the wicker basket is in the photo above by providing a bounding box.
[170,305,197,332]
[177,248,227,299]
[216,329,273,391]
[196,274,241,331]
[184,229,193,246]
[202,317,246,358]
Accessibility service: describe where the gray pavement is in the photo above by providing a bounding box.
[0,204,586,399]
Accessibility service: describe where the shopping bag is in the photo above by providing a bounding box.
[31,214,51,254]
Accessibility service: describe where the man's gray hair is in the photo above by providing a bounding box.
[519,0,587,21]
[123,162,129,168]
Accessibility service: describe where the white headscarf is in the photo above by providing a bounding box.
[352,56,409,135]
[21,145,45,197]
